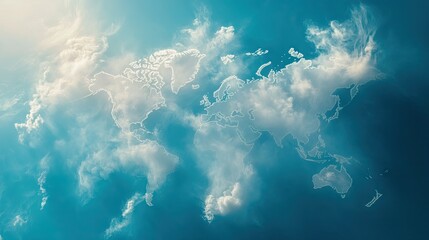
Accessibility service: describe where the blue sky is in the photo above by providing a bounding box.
[0,0,428,239]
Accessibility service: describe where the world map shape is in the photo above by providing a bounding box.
[74,7,378,229]
[6,3,394,238]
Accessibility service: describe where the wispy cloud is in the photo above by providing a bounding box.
[104,192,147,238]
[12,215,27,227]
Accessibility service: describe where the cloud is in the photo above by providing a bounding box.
[288,48,304,59]
[104,192,147,238]
[0,96,19,112]
[221,54,235,65]
[14,97,44,144]
[78,136,179,203]
[38,155,50,210]
[207,26,235,51]
[116,140,179,200]
[194,122,254,222]
[38,172,48,210]
[245,48,269,56]
[306,5,378,82]
[14,19,108,145]
[12,215,27,227]
[205,182,243,221]
[181,17,210,47]
[177,9,247,85]
[256,61,272,77]
[180,13,236,60]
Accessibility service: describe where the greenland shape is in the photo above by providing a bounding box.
[169,49,205,94]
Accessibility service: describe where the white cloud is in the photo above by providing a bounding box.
[204,181,246,222]
[207,26,235,51]
[288,48,304,59]
[105,192,147,238]
[182,16,210,47]
[38,155,50,210]
[220,54,235,65]
[105,218,129,239]
[216,182,242,214]
[245,48,269,56]
[78,137,179,202]
[116,140,179,200]
[14,17,108,145]
[194,122,254,222]
[205,182,243,221]
[0,96,19,112]
[168,49,206,94]
[180,14,236,60]
[256,61,272,77]
[12,215,27,227]
[177,10,248,87]
[122,193,145,217]
[14,97,44,144]
[38,171,48,210]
